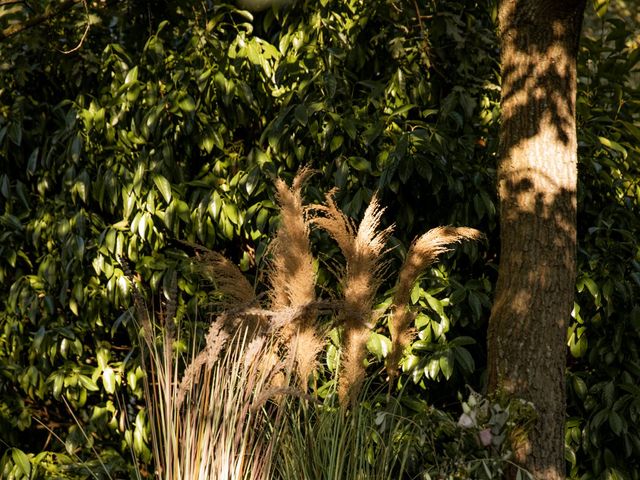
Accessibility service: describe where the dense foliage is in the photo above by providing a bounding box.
[0,0,639,478]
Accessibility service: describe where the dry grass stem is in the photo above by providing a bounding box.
[387,226,483,377]
[251,386,319,413]
[144,324,281,480]
[176,317,229,407]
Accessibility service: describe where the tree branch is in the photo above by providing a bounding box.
[0,0,80,41]
[0,0,28,7]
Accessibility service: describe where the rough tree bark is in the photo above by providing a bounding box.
[487,1,586,479]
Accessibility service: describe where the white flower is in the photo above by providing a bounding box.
[458,413,475,428]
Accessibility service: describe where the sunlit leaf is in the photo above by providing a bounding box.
[103,367,116,394]
[598,136,627,158]
[11,449,30,477]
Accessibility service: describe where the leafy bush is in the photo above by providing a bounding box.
[565,8,640,479]
[0,1,498,469]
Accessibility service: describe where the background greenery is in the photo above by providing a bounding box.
[0,0,639,478]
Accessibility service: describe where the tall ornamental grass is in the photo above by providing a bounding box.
[132,169,482,479]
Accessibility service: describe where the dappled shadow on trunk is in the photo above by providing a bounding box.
[498,1,584,152]
[488,1,586,479]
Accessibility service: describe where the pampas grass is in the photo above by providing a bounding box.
[386,226,483,381]
[268,168,316,313]
[267,168,323,389]
[311,191,393,406]
[197,249,257,306]
[137,306,281,480]
[130,169,483,480]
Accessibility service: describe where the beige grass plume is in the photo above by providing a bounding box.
[268,167,316,312]
[198,249,256,306]
[175,250,261,407]
[312,191,393,406]
[267,168,323,388]
[386,226,483,381]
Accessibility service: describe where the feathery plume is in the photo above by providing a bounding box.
[198,249,256,306]
[266,168,323,385]
[290,326,326,389]
[387,226,483,379]
[268,167,316,314]
[312,191,394,406]
[176,316,230,406]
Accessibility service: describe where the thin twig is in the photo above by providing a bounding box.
[59,0,90,54]
[413,0,424,31]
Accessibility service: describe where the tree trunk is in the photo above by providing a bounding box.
[487,1,586,479]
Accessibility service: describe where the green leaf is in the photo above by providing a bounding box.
[53,374,64,400]
[124,66,139,86]
[402,354,420,371]
[178,94,196,113]
[414,313,430,329]
[605,468,625,480]
[468,291,482,318]
[572,375,588,398]
[27,148,39,174]
[103,367,116,394]
[0,175,8,198]
[425,357,440,379]
[450,336,476,347]
[598,136,627,158]
[608,410,624,436]
[620,121,640,143]
[569,329,588,358]
[603,381,615,407]
[593,0,611,17]
[363,121,384,146]
[97,349,110,370]
[8,122,22,146]
[410,283,421,304]
[426,294,444,316]
[389,104,417,118]
[330,136,344,152]
[410,365,424,383]
[153,175,172,203]
[11,449,31,477]
[70,135,82,162]
[583,277,599,302]
[347,156,371,172]
[454,347,475,373]
[69,298,79,316]
[222,202,240,225]
[439,352,454,379]
[326,344,338,373]
[294,104,308,126]
[367,332,391,359]
[78,375,100,392]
